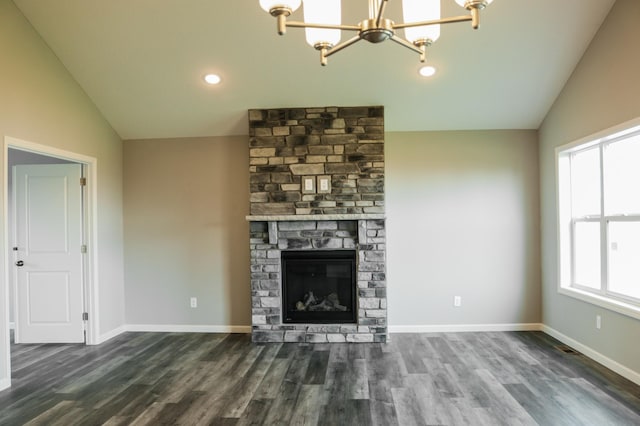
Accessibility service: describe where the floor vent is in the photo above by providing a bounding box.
[557,345,579,355]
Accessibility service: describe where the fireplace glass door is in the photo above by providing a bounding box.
[281,250,357,324]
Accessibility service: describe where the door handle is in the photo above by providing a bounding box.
[15,260,24,267]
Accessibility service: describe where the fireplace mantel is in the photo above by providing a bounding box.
[246,214,385,222]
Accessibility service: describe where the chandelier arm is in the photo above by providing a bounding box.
[393,15,472,30]
[286,21,361,32]
[323,35,363,58]
[389,35,424,55]
[471,8,480,29]
[375,0,389,28]
[277,13,287,35]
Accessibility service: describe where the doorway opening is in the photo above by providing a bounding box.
[2,136,99,387]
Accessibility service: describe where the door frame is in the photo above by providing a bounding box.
[2,137,100,354]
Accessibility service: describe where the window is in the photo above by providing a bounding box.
[557,119,640,318]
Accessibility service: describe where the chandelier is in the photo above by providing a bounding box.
[259,0,494,66]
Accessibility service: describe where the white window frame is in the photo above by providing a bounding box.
[556,117,640,320]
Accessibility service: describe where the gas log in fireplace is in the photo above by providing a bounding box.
[281,250,357,324]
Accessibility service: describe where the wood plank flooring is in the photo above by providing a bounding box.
[1,331,639,425]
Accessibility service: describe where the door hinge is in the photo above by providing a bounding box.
[80,177,87,186]
[81,245,87,253]
[83,312,89,321]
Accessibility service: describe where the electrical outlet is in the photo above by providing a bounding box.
[454,296,462,307]
[596,315,601,329]
[190,297,197,308]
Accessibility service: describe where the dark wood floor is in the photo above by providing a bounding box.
[1,331,639,425]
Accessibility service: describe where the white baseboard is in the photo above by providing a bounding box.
[94,325,128,345]
[542,324,640,386]
[389,323,543,333]
[9,322,15,330]
[124,324,251,334]
[92,324,251,345]
[0,378,10,392]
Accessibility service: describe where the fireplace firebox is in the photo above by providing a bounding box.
[281,250,357,324]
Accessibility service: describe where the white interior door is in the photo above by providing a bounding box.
[13,164,85,343]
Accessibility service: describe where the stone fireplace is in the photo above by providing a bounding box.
[246,106,387,343]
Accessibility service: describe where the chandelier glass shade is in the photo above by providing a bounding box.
[259,0,495,66]
[303,0,341,48]
[259,0,302,14]
[455,0,494,7]
[402,0,440,45]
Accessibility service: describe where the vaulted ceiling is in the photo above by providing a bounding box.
[14,0,616,140]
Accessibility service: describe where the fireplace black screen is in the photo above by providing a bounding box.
[281,250,357,324]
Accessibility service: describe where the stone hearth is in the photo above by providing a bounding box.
[246,106,387,343]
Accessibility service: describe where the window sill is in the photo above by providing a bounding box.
[558,286,640,321]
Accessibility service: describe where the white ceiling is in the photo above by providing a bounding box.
[14,0,615,140]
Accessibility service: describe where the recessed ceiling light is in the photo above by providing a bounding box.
[204,74,221,85]
[418,66,436,77]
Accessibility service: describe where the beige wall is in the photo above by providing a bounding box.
[123,137,250,327]
[0,0,125,387]
[123,130,541,330]
[539,0,640,374]
[386,130,540,327]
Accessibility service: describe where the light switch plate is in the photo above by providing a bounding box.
[302,176,316,194]
[317,175,331,193]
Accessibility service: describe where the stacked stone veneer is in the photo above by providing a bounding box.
[247,106,387,343]
[250,219,387,343]
[248,106,384,215]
